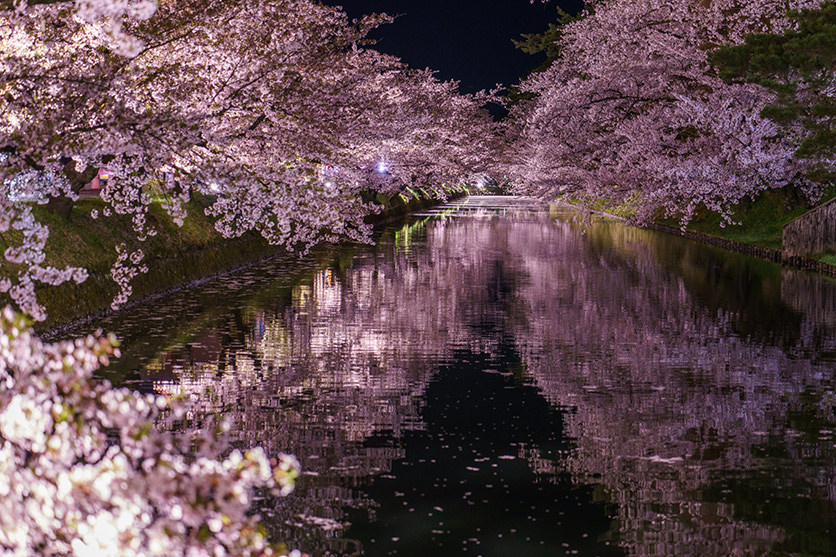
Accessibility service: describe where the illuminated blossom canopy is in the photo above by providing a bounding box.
[504,0,827,224]
[0,308,301,555]
[0,0,496,319]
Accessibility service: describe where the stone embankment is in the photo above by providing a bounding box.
[782,196,836,257]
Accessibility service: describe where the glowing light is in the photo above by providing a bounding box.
[376,161,388,174]
[209,182,220,192]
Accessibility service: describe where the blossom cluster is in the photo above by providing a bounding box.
[0,0,495,318]
[0,307,300,555]
[0,200,88,320]
[505,0,825,224]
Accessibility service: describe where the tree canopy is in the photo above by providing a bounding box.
[512,6,583,69]
[503,0,827,224]
[0,0,497,319]
[712,1,836,183]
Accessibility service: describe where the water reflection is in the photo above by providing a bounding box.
[83,196,836,556]
[512,213,836,556]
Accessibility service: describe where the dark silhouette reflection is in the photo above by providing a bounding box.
[344,345,622,556]
[83,196,836,556]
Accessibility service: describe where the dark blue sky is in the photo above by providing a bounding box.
[325,0,584,94]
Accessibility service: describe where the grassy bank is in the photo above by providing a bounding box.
[363,185,470,225]
[559,186,836,277]
[4,194,279,331]
[654,188,822,251]
[571,186,834,253]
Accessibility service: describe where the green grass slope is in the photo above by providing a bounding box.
[657,187,836,251]
[0,194,276,330]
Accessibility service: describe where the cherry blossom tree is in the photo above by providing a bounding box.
[0,307,301,555]
[712,1,836,184]
[504,0,825,224]
[1,0,494,319]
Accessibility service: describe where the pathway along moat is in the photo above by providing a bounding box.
[65,196,836,556]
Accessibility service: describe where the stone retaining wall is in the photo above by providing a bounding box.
[782,196,836,257]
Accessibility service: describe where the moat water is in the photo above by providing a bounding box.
[68,196,836,556]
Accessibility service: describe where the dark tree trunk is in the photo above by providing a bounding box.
[46,196,76,219]
[46,159,100,221]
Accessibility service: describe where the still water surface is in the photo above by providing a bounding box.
[66,196,836,556]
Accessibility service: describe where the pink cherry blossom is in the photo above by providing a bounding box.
[1,0,495,318]
[0,306,300,555]
[504,0,825,224]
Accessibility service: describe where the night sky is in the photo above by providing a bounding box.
[324,0,585,94]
